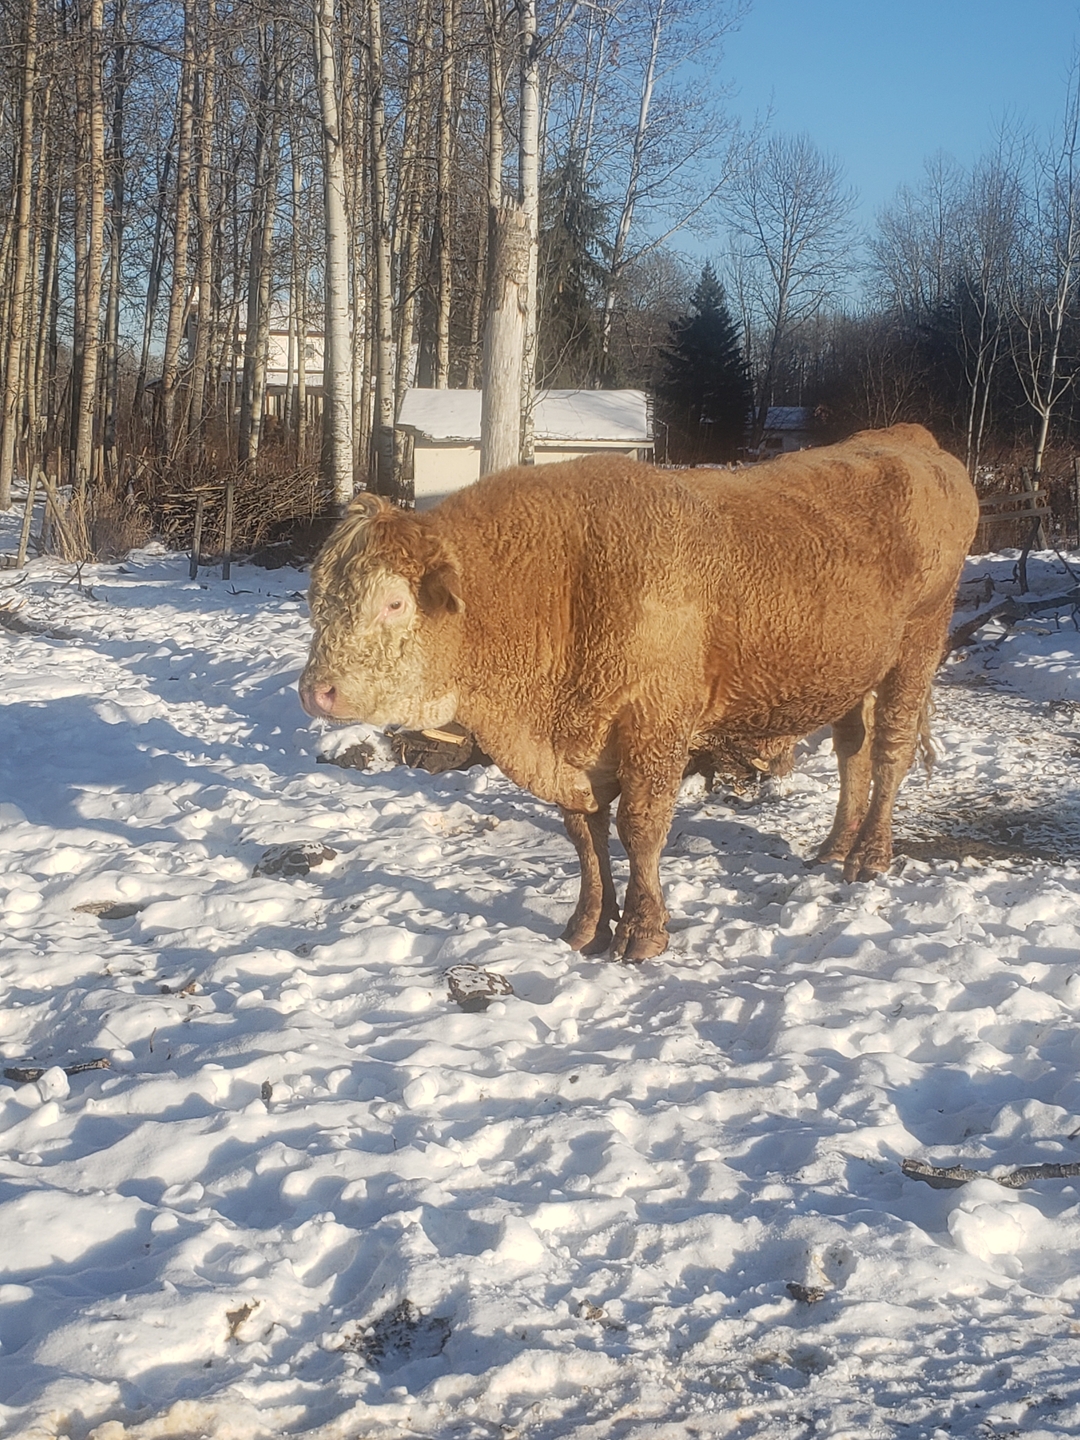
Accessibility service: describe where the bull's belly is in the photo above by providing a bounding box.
[704,683,871,740]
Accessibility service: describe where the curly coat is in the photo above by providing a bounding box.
[300,424,979,959]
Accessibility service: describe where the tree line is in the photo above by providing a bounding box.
[662,95,1080,491]
[0,0,1079,538]
[0,0,736,518]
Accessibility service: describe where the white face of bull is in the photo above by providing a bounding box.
[298,495,464,730]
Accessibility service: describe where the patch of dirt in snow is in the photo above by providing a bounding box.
[894,679,1080,865]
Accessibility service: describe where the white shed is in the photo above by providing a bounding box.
[396,388,653,507]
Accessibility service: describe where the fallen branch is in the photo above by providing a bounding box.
[946,587,1080,654]
[3,1057,111,1084]
[902,1157,1080,1190]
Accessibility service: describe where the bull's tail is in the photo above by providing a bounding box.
[916,694,935,776]
[864,687,935,775]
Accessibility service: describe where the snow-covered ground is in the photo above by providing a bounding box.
[3,508,1080,1440]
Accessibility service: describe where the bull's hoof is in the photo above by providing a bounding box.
[842,846,892,883]
[562,916,616,955]
[610,922,668,962]
[812,847,847,867]
[815,830,858,866]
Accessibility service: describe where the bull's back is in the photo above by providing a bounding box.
[429,431,977,734]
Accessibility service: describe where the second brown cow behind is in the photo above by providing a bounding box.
[300,424,979,960]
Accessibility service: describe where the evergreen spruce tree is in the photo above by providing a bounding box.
[659,264,752,461]
[538,151,610,388]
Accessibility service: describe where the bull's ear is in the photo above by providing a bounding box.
[419,561,465,616]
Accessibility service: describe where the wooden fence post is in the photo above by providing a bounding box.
[222,480,235,580]
[15,469,40,568]
[190,494,205,580]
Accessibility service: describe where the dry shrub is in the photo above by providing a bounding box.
[31,446,335,567]
[134,454,335,565]
[41,485,152,563]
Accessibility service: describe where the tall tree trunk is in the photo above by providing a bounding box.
[36,180,62,452]
[518,0,540,462]
[470,0,507,393]
[189,0,217,448]
[369,0,396,492]
[393,0,433,416]
[344,27,367,479]
[25,90,55,459]
[73,0,107,493]
[287,76,309,461]
[0,0,39,511]
[161,0,196,454]
[239,21,281,470]
[102,0,127,469]
[314,0,355,507]
[480,205,528,474]
[134,145,172,425]
[433,0,456,387]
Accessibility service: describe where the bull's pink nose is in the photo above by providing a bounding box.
[301,682,337,717]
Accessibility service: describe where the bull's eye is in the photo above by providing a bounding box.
[387,599,404,613]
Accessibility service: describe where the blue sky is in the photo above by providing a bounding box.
[720,0,1080,230]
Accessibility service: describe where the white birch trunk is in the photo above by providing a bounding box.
[480,204,528,475]
[368,0,397,494]
[314,0,355,508]
[434,0,456,387]
[73,0,107,492]
[189,0,217,446]
[0,0,38,511]
[518,0,540,463]
[161,0,196,456]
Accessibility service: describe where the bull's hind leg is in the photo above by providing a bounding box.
[817,693,874,865]
[843,613,948,882]
[611,719,693,961]
[561,803,620,955]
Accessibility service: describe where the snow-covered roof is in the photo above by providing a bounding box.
[397,388,652,445]
[764,405,814,431]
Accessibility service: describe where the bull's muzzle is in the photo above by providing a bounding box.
[299,679,338,718]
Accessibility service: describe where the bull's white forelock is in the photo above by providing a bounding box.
[317,492,385,578]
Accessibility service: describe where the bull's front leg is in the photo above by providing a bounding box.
[560,804,620,955]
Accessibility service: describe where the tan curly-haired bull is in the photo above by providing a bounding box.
[299,424,979,961]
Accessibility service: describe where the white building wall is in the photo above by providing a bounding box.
[412,441,645,508]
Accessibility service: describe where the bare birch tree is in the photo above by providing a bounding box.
[433,0,457,387]
[1011,63,1080,483]
[314,0,355,506]
[72,0,107,491]
[160,0,196,455]
[518,0,540,461]
[188,0,218,448]
[238,19,283,469]
[368,0,397,493]
[0,0,39,510]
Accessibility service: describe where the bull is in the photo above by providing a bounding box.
[299,424,979,960]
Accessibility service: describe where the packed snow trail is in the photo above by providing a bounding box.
[1,536,1080,1438]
